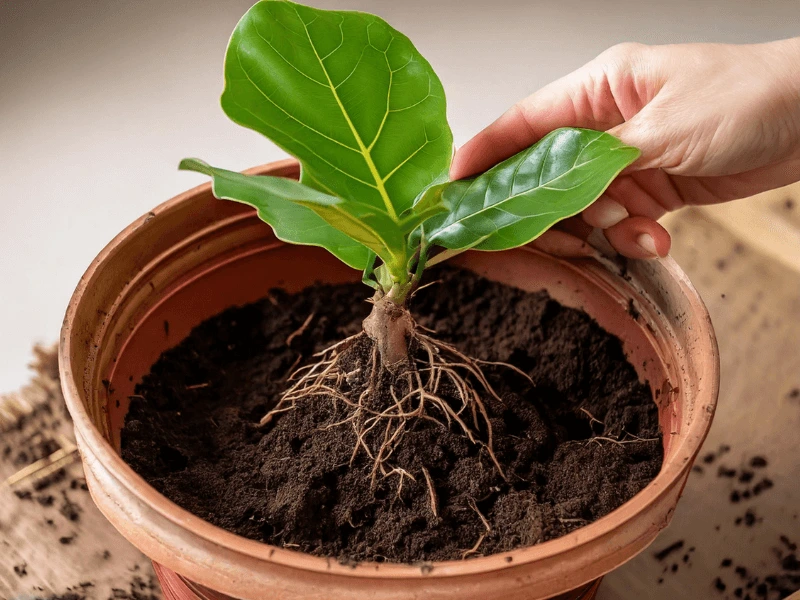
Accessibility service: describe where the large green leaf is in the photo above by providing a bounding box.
[221,0,453,222]
[399,181,450,234]
[296,195,408,272]
[424,128,640,251]
[179,159,374,269]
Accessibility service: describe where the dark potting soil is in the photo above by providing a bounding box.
[121,267,663,563]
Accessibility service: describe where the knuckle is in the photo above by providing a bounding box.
[508,101,538,137]
[601,42,648,65]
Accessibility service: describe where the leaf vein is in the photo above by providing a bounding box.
[292,5,399,220]
[250,24,328,87]
[227,97,378,190]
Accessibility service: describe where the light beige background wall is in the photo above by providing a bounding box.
[1,0,797,393]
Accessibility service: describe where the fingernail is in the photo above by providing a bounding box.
[593,200,629,229]
[636,233,659,257]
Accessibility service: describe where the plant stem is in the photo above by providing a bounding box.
[363,293,414,369]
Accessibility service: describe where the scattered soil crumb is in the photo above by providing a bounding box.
[712,533,800,598]
[59,491,81,522]
[654,540,685,562]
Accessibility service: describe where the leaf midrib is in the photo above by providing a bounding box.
[294,6,399,222]
[433,146,632,239]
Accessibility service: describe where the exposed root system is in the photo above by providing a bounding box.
[260,322,524,498]
[122,268,664,563]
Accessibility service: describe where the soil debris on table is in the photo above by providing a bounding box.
[659,444,798,598]
[654,540,685,562]
[654,540,695,583]
[691,448,776,511]
[122,267,663,563]
[711,534,800,599]
[30,574,159,600]
[0,345,162,600]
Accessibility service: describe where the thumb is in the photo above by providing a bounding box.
[607,105,673,173]
[451,59,628,180]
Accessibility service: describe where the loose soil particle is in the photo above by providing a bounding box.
[122,267,663,563]
[662,445,799,598]
[713,538,800,599]
[2,346,161,600]
[654,540,685,562]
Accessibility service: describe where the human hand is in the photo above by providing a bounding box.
[451,38,800,259]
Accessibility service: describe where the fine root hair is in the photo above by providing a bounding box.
[260,327,530,502]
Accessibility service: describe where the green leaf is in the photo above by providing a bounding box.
[296,193,408,273]
[179,158,373,269]
[361,251,379,290]
[221,0,453,222]
[425,128,640,251]
[399,181,450,234]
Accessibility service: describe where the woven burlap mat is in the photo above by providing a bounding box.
[0,346,161,600]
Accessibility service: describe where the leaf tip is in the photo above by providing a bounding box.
[178,158,211,174]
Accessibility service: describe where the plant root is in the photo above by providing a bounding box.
[578,407,604,429]
[577,408,658,446]
[421,466,438,517]
[462,497,491,559]
[260,323,531,511]
[461,533,487,560]
[285,311,316,346]
[586,433,659,447]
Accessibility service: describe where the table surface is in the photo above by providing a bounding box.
[599,188,800,600]
[2,1,799,598]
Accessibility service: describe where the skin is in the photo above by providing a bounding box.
[451,38,800,259]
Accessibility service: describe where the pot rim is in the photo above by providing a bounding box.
[59,158,719,580]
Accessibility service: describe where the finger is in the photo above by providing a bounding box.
[615,169,685,213]
[584,171,682,229]
[607,105,676,173]
[671,155,800,205]
[604,175,668,221]
[603,216,671,259]
[529,229,598,258]
[553,215,594,240]
[582,195,629,229]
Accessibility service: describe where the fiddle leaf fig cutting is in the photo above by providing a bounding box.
[181,0,639,299]
[181,0,640,490]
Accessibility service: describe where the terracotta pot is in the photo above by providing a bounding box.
[60,159,719,600]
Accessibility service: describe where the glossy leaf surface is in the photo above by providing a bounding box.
[221,0,453,221]
[424,128,640,251]
[179,159,373,269]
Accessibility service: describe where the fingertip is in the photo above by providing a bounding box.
[582,195,629,229]
[604,216,671,259]
[450,139,479,181]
